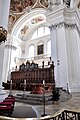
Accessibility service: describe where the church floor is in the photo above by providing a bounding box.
[0,90,80,118]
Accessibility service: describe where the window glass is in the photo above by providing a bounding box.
[31,27,50,40]
[31,30,37,40]
[45,27,50,35]
[47,40,51,54]
[28,45,34,58]
[38,27,44,37]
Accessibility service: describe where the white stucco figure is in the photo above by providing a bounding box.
[48,0,61,10]
[63,0,71,7]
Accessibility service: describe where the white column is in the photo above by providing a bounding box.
[0,0,10,90]
[49,25,58,87]
[49,24,69,90]
[56,24,68,90]
[0,0,10,29]
[2,35,12,83]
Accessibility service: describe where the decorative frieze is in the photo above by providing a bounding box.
[64,22,76,29]
[49,22,80,34]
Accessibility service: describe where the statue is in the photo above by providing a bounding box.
[47,0,61,10]
[78,2,80,9]
[63,0,71,7]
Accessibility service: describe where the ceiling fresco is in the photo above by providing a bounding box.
[10,0,48,13]
[20,25,29,35]
[8,0,48,33]
[19,15,46,38]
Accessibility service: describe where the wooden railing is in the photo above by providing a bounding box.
[0,108,80,120]
[40,108,80,120]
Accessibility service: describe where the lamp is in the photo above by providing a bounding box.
[0,26,7,43]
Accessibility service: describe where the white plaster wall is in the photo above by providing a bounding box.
[24,35,50,59]
[7,34,51,68]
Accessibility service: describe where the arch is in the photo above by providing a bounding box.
[11,8,47,39]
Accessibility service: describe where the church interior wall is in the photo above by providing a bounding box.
[2,0,80,93]
[7,32,51,72]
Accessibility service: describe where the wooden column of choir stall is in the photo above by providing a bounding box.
[2,61,55,94]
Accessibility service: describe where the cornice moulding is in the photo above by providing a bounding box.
[47,6,80,26]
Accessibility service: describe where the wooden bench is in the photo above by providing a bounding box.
[0,101,14,109]
[4,97,15,106]
[0,105,13,116]
[0,96,15,116]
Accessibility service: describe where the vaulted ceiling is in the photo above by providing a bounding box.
[10,0,48,13]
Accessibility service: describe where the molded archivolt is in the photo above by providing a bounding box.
[11,8,47,40]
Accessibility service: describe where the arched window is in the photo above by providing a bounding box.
[31,30,37,40]
[47,40,51,55]
[28,45,34,58]
[31,26,50,40]
[38,27,44,37]
[45,27,50,35]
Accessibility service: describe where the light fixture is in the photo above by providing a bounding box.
[0,26,7,43]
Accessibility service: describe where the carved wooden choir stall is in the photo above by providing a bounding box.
[2,61,55,94]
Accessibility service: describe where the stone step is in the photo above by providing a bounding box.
[15,97,53,105]
[16,93,52,102]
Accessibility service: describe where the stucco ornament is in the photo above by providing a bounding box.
[47,0,61,10]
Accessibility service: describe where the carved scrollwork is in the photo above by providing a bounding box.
[49,22,64,30]
[5,45,17,50]
[64,22,76,29]
[49,22,79,33]
[49,24,57,31]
